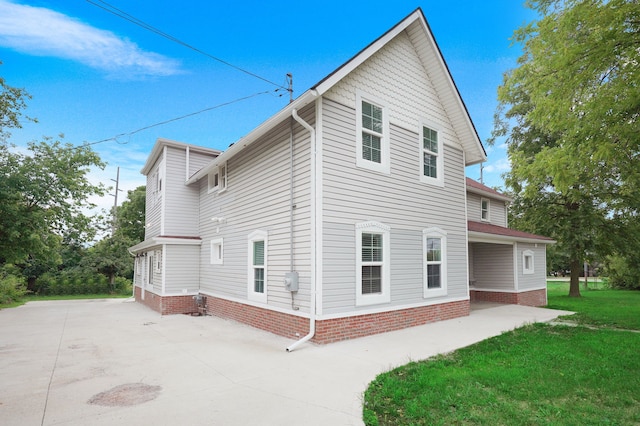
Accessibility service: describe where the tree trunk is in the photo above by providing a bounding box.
[27,276,37,293]
[109,273,116,292]
[569,258,582,297]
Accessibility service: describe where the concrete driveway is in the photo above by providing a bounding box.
[0,299,572,425]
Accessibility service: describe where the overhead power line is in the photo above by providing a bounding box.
[81,90,275,148]
[86,0,290,92]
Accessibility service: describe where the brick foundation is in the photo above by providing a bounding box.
[134,288,472,343]
[470,288,547,307]
[206,296,470,344]
[134,287,199,315]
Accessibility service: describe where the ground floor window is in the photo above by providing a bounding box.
[423,228,447,298]
[356,222,391,306]
[247,230,268,302]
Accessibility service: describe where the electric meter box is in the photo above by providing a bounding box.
[284,272,299,292]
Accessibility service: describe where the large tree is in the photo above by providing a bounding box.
[493,0,640,296]
[0,139,106,273]
[114,185,146,243]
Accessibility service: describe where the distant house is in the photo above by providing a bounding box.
[129,8,554,346]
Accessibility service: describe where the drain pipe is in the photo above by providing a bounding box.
[287,108,316,352]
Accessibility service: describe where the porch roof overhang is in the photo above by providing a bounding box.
[468,221,556,245]
[128,236,203,254]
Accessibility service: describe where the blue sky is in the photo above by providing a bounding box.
[0,0,537,213]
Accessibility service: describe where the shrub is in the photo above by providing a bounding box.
[0,271,28,304]
[605,254,640,290]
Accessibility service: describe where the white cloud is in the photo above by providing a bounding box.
[0,0,181,77]
[483,158,511,173]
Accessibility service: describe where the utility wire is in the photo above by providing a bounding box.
[86,0,289,92]
[81,90,276,148]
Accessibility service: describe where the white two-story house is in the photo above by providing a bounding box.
[129,8,554,347]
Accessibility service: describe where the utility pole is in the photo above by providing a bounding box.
[110,166,123,236]
[286,73,293,104]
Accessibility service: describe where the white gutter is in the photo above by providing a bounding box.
[286,108,316,352]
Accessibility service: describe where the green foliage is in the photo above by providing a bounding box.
[0,267,27,304]
[363,285,640,424]
[493,0,640,296]
[0,139,105,266]
[0,62,33,138]
[602,255,640,290]
[114,186,146,243]
[34,270,130,296]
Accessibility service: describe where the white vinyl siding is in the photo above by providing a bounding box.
[164,244,200,295]
[321,97,468,315]
[516,243,547,290]
[164,147,200,236]
[144,159,164,239]
[198,106,313,312]
[470,242,515,290]
[466,192,507,227]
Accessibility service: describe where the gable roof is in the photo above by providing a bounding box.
[187,7,486,184]
[141,138,221,176]
[466,177,512,202]
[468,220,555,244]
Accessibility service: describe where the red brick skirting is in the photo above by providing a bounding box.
[470,288,547,307]
[134,288,471,343]
[134,287,198,315]
[207,296,469,344]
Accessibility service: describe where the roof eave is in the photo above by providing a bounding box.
[468,231,556,245]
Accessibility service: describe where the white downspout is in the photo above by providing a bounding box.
[287,108,316,352]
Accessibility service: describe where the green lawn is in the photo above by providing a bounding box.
[363,285,640,425]
[0,293,132,310]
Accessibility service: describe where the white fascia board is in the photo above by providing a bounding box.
[141,138,221,176]
[128,236,203,254]
[466,186,513,203]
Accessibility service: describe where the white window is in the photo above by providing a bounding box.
[419,123,443,186]
[218,163,227,193]
[423,228,447,298]
[247,230,268,303]
[207,163,228,194]
[523,250,535,275]
[356,91,390,174]
[481,198,490,221]
[154,250,162,273]
[210,238,223,265]
[147,253,154,285]
[356,222,391,306]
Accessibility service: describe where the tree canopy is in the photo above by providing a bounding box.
[493,0,640,296]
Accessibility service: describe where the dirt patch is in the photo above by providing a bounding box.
[88,383,161,407]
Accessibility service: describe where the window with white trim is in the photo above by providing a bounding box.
[211,238,223,265]
[523,250,534,275]
[423,228,447,298]
[147,253,154,285]
[247,230,268,303]
[420,123,443,186]
[481,198,490,221]
[208,163,228,194]
[356,222,391,306]
[356,91,390,174]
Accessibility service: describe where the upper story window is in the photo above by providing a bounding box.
[481,198,490,221]
[247,230,268,303]
[207,162,227,194]
[419,123,443,186]
[423,228,447,298]
[356,91,390,174]
[356,221,391,306]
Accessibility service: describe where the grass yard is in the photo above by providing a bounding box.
[0,293,132,310]
[363,284,640,425]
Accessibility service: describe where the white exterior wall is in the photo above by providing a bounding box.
[164,146,200,237]
[164,244,200,295]
[145,157,164,239]
[515,242,547,291]
[466,192,508,227]
[471,242,514,290]
[197,107,314,313]
[321,60,469,315]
